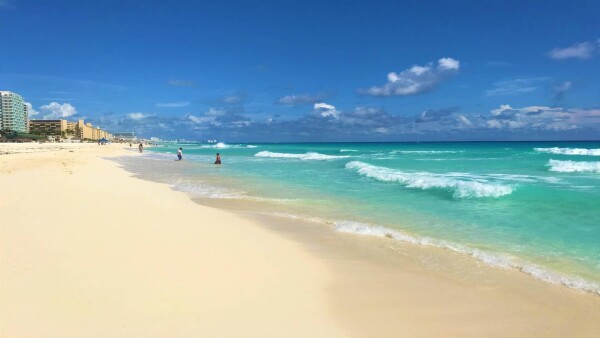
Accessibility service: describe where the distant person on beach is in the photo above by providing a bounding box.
[214,153,221,164]
[138,143,143,153]
[129,143,132,147]
[177,147,183,161]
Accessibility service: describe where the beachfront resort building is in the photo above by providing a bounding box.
[29,119,112,141]
[0,91,29,133]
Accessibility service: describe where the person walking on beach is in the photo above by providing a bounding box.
[214,153,221,164]
[177,147,183,161]
[138,142,143,153]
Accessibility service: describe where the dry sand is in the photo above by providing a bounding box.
[1,143,599,337]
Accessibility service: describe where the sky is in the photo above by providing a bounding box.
[1,0,599,142]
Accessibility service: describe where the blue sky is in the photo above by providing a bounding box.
[1,0,599,141]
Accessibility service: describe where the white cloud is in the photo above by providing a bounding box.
[127,112,151,120]
[277,93,327,105]
[25,102,39,116]
[187,107,240,128]
[39,102,77,119]
[188,115,213,124]
[485,77,548,96]
[457,115,472,126]
[491,104,513,116]
[155,101,190,108]
[438,57,460,70]
[548,40,598,60]
[313,102,340,119]
[485,104,583,130]
[360,57,460,96]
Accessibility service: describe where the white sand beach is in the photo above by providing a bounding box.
[1,143,599,337]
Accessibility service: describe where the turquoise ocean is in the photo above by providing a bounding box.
[118,142,600,294]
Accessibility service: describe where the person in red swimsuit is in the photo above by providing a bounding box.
[214,153,221,164]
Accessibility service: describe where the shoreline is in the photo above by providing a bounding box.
[119,149,600,296]
[2,143,600,337]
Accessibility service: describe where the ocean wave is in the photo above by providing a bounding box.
[548,160,600,173]
[255,151,351,160]
[345,161,513,198]
[535,147,600,156]
[340,149,358,152]
[199,142,257,149]
[334,220,600,295]
[391,150,464,155]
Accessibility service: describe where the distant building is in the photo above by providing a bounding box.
[29,120,76,135]
[114,132,136,142]
[29,118,111,141]
[0,91,29,133]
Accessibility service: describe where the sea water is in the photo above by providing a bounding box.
[118,142,600,294]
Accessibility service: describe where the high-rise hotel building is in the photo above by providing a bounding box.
[0,91,29,133]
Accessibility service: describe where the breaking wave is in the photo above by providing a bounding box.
[334,220,600,295]
[535,147,600,156]
[255,151,350,160]
[200,142,258,149]
[548,159,600,173]
[345,161,513,198]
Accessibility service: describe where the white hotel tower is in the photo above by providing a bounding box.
[0,91,29,133]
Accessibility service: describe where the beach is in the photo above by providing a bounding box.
[1,143,600,337]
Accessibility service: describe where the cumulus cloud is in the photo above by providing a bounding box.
[127,112,152,120]
[548,39,599,60]
[25,102,39,116]
[39,102,77,119]
[360,57,460,96]
[188,107,251,129]
[277,93,328,105]
[167,79,197,87]
[313,102,340,119]
[415,107,460,123]
[485,77,548,96]
[485,105,575,130]
[155,101,190,108]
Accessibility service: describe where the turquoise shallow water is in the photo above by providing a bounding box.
[127,141,600,293]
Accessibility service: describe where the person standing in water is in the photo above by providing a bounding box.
[214,153,221,164]
[177,147,183,161]
[138,142,143,153]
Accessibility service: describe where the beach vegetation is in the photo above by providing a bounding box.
[0,130,47,142]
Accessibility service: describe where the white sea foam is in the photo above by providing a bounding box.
[171,182,245,199]
[334,220,600,295]
[255,151,350,160]
[340,149,358,152]
[345,161,513,198]
[535,147,600,156]
[171,182,299,204]
[199,142,258,149]
[548,159,600,173]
